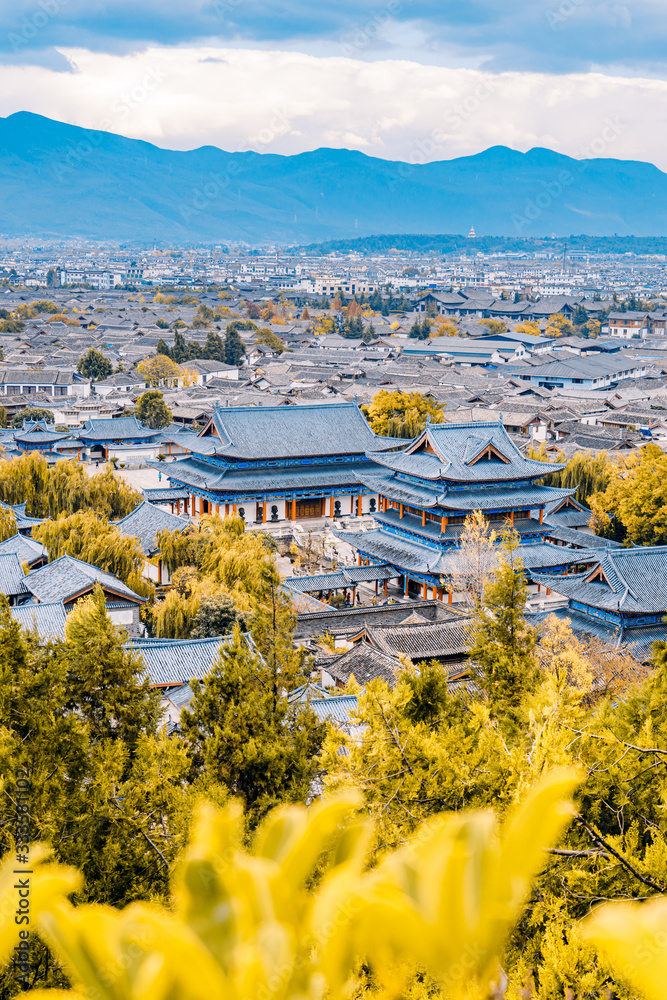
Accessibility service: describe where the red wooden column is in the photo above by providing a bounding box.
[422,581,428,599]
[448,586,453,605]
[539,508,544,524]
[357,554,362,566]
[422,510,427,526]
[291,497,296,520]
[384,580,388,597]
[357,495,362,516]
[330,496,335,517]
[399,503,404,518]
[404,576,409,596]
[262,501,267,524]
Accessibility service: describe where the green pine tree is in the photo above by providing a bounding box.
[60,585,160,752]
[468,532,539,729]
[182,608,324,828]
[224,325,246,366]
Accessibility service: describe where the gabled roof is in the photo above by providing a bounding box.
[24,555,145,605]
[326,641,401,686]
[0,531,47,565]
[370,419,563,483]
[532,545,667,614]
[114,500,189,554]
[130,635,234,685]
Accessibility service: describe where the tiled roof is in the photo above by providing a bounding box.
[11,601,67,640]
[130,635,233,685]
[114,500,189,554]
[365,618,474,660]
[24,555,145,605]
[532,545,667,614]
[201,401,382,460]
[310,694,359,725]
[143,487,191,502]
[326,641,401,685]
[354,470,440,506]
[437,484,576,511]
[526,607,667,664]
[337,528,596,578]
[370,419,563,484]
[294,600,461,639]
[285,563,395,594]
[0,531,46,565]
[79,417,162,442]
[0,501,44,530]
[0,553,28,596]
[167,457,380,493]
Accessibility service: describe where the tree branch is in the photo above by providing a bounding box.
[575,813,665,893]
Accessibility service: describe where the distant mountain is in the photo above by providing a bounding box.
[1,112,667,243]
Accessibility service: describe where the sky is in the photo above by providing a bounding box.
[1,0,666,168]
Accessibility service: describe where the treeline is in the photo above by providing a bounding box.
[0,452,140,520]
[156,322,250,366]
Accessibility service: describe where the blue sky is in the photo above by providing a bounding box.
[0,0,665,166]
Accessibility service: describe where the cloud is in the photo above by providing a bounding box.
[0,44,664,171]
[0,0,666,76]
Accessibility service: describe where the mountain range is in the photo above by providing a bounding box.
[1,112,666,243]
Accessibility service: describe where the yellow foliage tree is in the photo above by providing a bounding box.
[364,390,444,438]
[136,355,184,388]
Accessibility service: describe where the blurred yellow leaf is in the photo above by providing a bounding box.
[583,896,667,1000]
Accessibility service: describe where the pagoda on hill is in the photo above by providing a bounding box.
[335,418,598,602]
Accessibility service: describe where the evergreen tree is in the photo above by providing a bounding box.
[155,337,171,357]
[171,328,188,362]
[468,533,539,729]
[182,590,324,827]
[203,329,226,361]
[224,325,246,366]
[11,407,54,428]
[190,594,248,638]
[77,347,113,382]
[136,389,173,429]
[61,586,160,751]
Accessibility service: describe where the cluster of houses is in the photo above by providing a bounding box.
[1,285,667,726]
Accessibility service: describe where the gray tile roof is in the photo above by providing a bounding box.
[0,532,47,565]
[207,400,382,459]
[114,500,189,554]
[0,553,28,597]
[364,617,474,660]
[310,694,359,725]
[326,641,401,686]
[24,555,145,605]
[129,635,233,685]
[79,417,162,442]
[167,457,380,493]
[11,601,67,640]
[370,419,562,484]
[294,600,460,639]
[285,563,395,594]
[532,545,667,614]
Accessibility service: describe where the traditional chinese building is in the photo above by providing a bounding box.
[161,402,400,522]
[531,546,667,661]
[335,418,598,601]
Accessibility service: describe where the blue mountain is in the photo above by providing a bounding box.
[0,112,665,242]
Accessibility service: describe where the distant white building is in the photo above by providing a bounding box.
[60,269,122,290]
